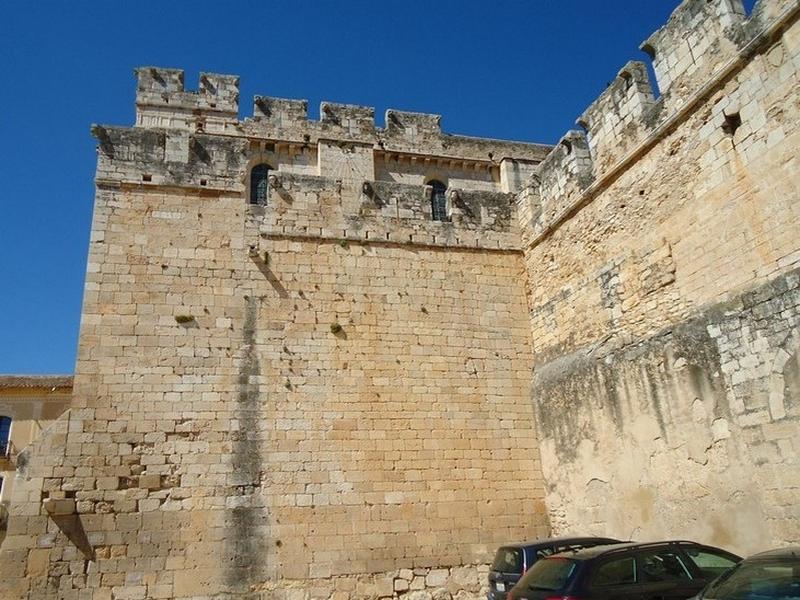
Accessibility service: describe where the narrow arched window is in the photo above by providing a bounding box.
[250,164,272,205]
[0,416,11,457]
[429,180,448,221]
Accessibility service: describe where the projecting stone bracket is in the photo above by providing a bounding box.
[43,498,95,560]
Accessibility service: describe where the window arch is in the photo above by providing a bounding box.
[249,163,272,205]
[428,179,448,222]
[0,416,11,457]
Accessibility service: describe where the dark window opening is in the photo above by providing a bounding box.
[429,180,448,221]
[250,164,272,205]
[0,416,11,457]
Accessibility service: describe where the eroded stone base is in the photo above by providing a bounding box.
[247,566,489,600]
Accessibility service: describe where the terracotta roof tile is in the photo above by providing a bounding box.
[0,375,74,390]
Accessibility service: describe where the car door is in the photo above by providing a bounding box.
[584,555,643,600]
[635,547,702,600]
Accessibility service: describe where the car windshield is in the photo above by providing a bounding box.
[492,547,524,573]
[518,557,578,592]
[703,557,800,599]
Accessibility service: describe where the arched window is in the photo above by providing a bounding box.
[429,180,448,221]
[0,416,11,457]
[249,164,272,205]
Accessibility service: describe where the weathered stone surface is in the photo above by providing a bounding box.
[1,1,798,598]
[426,570,449,588]
[522,0,800,556]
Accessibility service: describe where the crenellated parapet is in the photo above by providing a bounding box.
[132,67,550,169]
[252,95,308,128]
[641,0,746,111]
[95,65,555,251]
[577,61,659,176]
[749,0,797,23]
[522,131,593,241]
[135,67,240,133]
[523,0,799,247]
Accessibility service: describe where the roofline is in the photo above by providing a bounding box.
[550,540,742,561]
[499,536,623,549]
[0,375,74,391]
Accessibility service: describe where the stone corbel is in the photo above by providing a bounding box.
[43,497,95,560]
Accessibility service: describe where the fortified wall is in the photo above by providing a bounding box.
[521,0,800,552]
[0,0,798,599]
[0,49,551,600]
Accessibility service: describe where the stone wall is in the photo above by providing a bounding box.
[1,0,799,597]
[521,0,800,555]
[0,63,548,598]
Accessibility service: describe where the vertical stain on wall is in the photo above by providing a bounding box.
[225,295,270,589]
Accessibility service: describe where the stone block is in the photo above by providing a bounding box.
[138,474,162,490]
[426,569,449,588]
[25,548,50,578]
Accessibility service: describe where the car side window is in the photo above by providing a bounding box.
[536,548,555,559]
[638,550,693,583]
[592,557,637,586]
[684,549,738,578]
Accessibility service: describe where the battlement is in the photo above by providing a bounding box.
[243,96,550,163]
[252,95,308,125]
[577,61,658,175]
[320,102,375,135]
[132,67,550,167]
[521,130,593,242]
[641,0,746,109]
[135,67,240,132]
[525,0,797,246]
[384,110,442,139]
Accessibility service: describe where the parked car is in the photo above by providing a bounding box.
[506,540,741,600]
[692,546,800,599]
[488,536,623,600]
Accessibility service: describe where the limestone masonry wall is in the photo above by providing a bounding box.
[0,33,550,598]
[521,0,800,554]
[1,0,798,598]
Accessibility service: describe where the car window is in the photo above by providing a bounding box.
[536,547,556,560]
[519,557,578,591]
[492,548,524,573]
[638,550,693,583]
[592,557,637,586]
[684,548,739,578]
[704,559,800,599]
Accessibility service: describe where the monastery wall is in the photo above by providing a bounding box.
[1,0,799,597]
[520,0,800,555]
[0,66,549,599]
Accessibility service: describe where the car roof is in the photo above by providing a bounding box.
[499,536,622,550]
[746,546,800,560]
[548,540,728,560]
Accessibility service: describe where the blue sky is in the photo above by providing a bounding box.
[0,0,757,374]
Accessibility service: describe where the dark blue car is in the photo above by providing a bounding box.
[507,540,741,600]
[488,536,622,600]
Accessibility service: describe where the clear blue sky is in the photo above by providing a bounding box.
[0,0,757,374]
